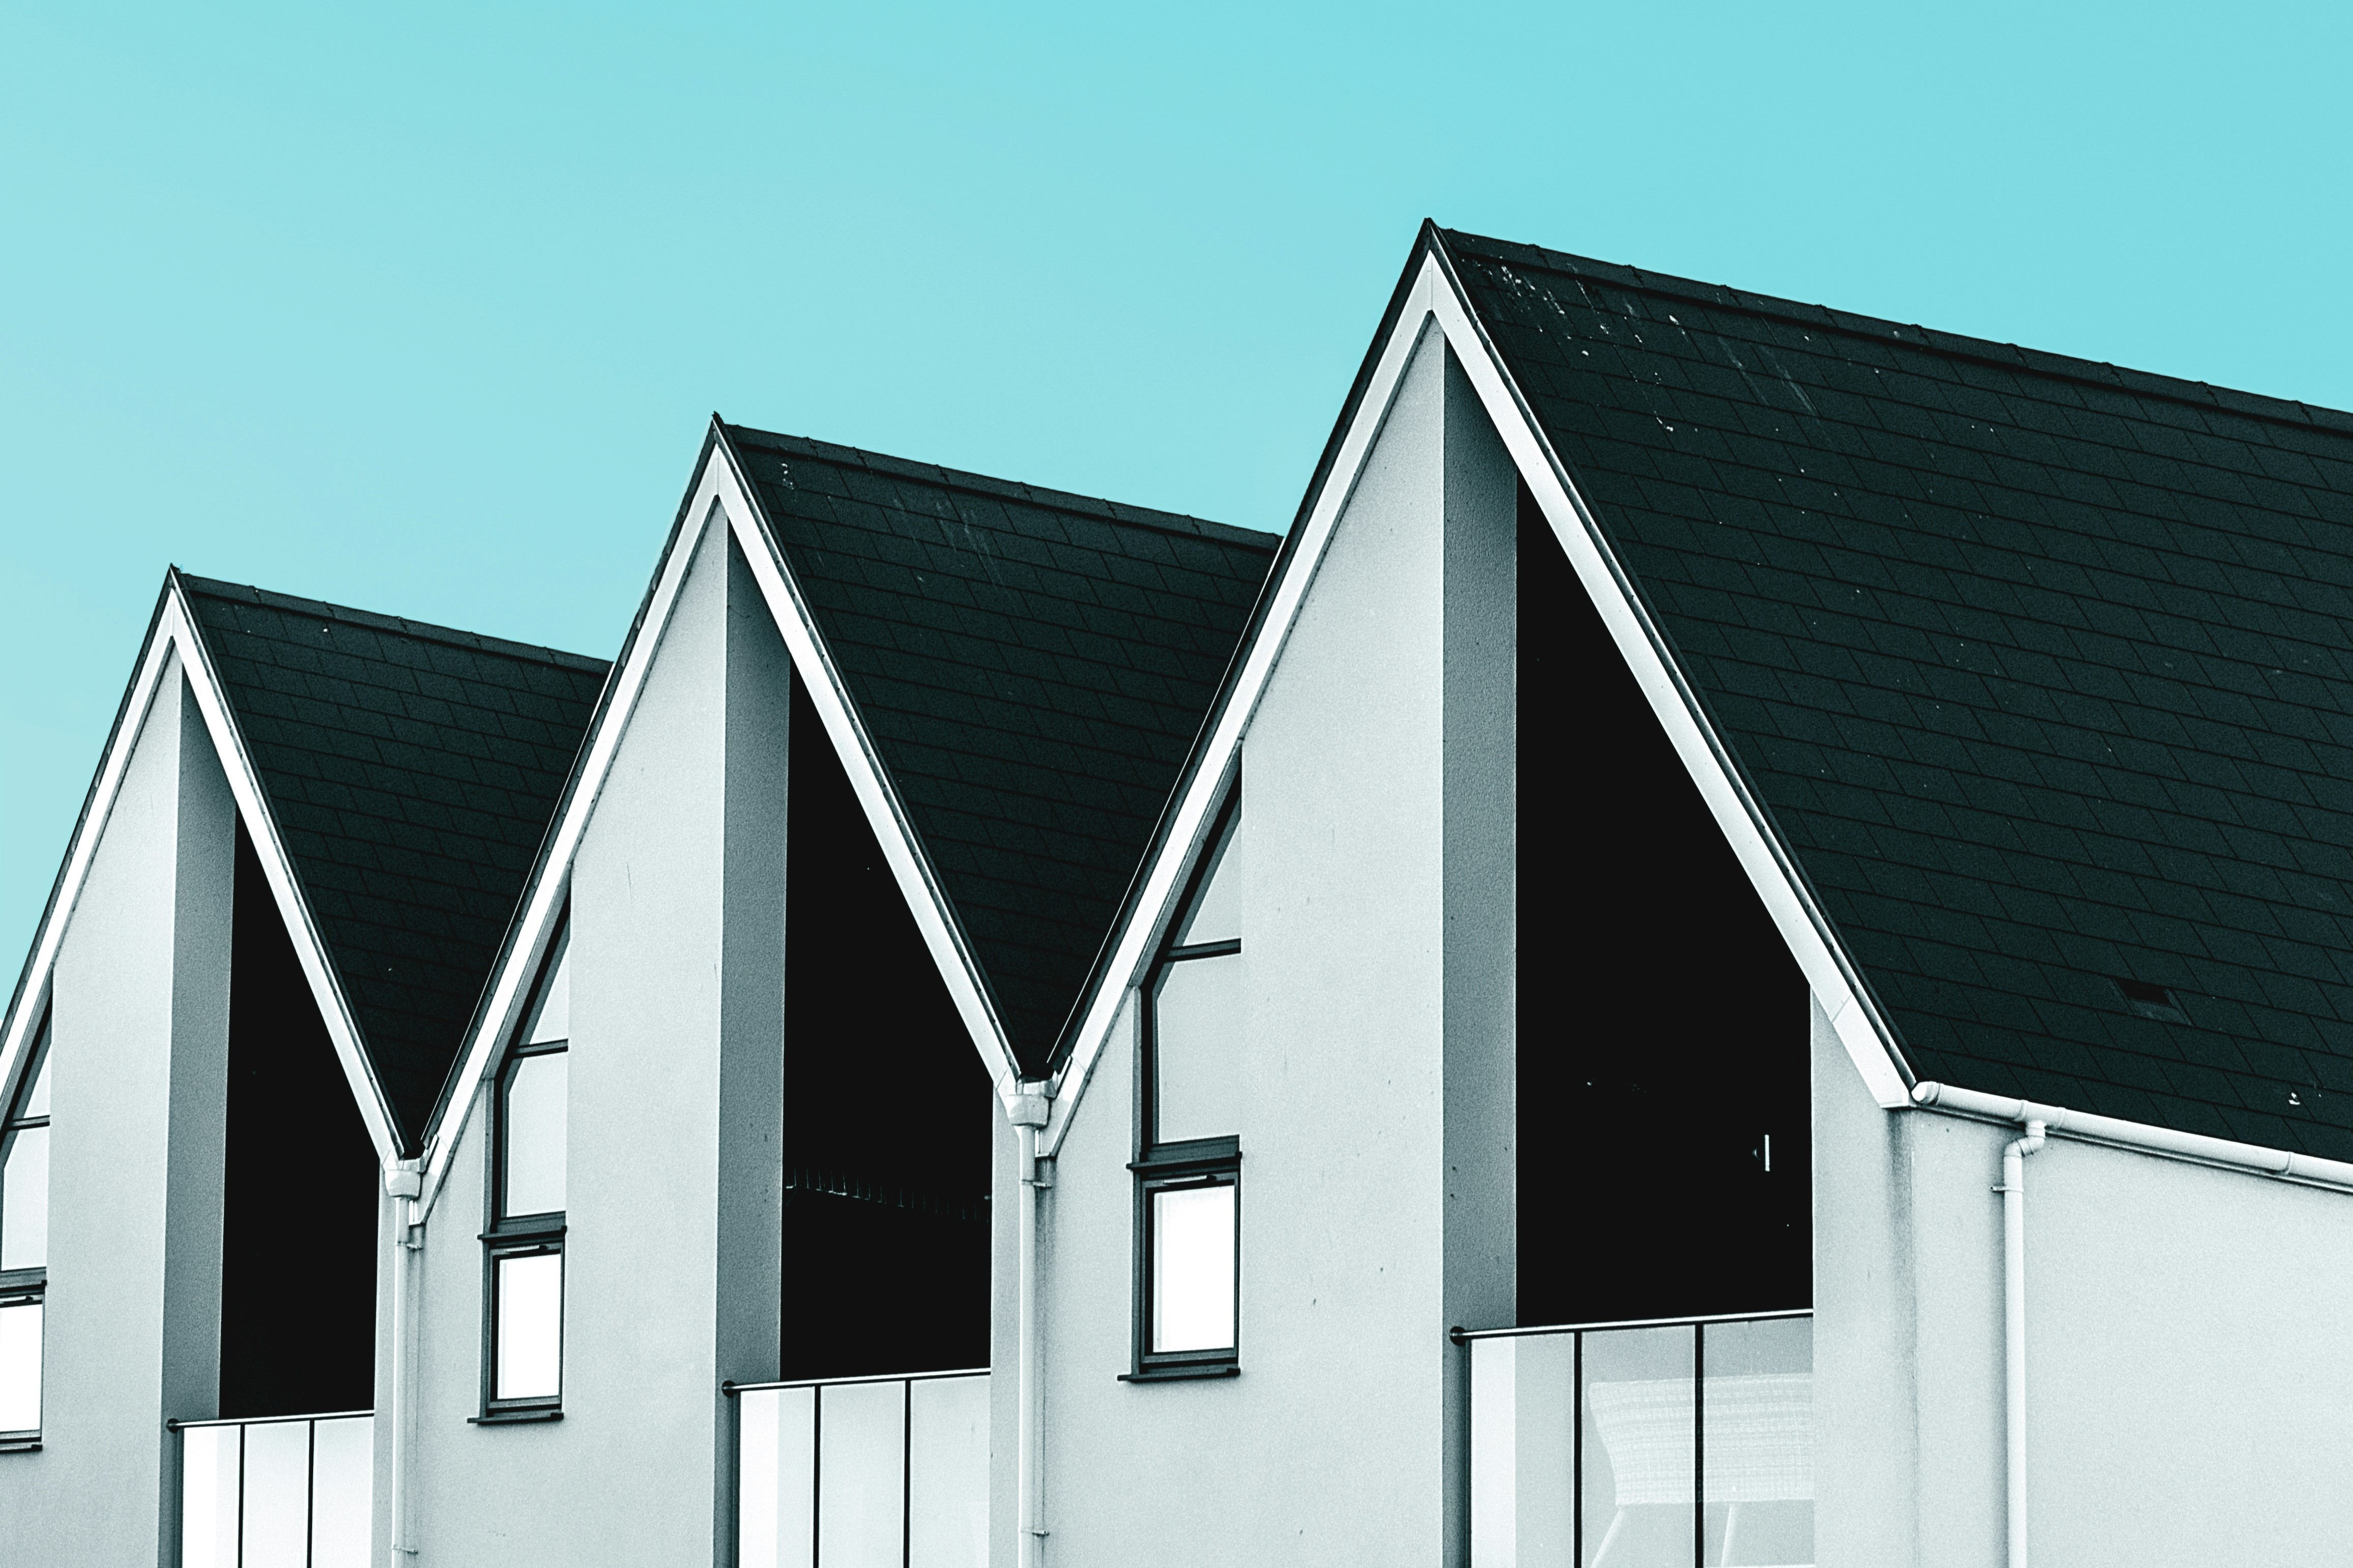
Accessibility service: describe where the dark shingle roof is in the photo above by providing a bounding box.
[720,426,1278,1074]
[181,576,609,1147]
[1439,225,2353,1161]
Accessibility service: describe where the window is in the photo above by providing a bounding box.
[1,1013,51,1450]
[1131,791,1242,1379]
[481,933,568,1421]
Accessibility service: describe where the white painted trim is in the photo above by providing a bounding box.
[1043,250,1915,1158]
[418,439,1024,1219]
[0,583,404,1162]
[1039,286,1447,1156]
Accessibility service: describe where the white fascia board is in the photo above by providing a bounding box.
[1044,251,1914,1158]
[1425,251,1915,1111]
[0,586,405,1162]
[1040,278,1450,1156]
[709,439,1023,1102]
[419,444,1024,1220]
[0,608,178,1113]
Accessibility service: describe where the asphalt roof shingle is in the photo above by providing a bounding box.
[1441,225,2353,1160]
[182,577,608,1146]
[721,427,1279,1074]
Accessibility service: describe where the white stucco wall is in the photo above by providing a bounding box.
[0,662,236,1567]
[402,514,787,1566]
[1814,994,2353,1566]
[1023,326,1517,1567]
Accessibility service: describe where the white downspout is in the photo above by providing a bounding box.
[1913,1081,2353,1565]
[1008,1085,1051,1568]
[1997,1120,2044,1568]
[383,1159,425,1563]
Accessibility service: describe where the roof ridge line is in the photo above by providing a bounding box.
[720,424,1282,552]
[178,575,611,674]
[1439,226,2353,439]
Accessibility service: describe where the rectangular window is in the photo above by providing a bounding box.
[1,1012,50,1450]
[482,935,568,1421]
[492,1245,564,1402]
[1132,791,1243,1380]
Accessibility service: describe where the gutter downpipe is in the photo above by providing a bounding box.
[1009,1085,1052,1568]
[1998,1119,2044,1568]
[383,1158,425,1563]
[1913,1081,2353,1568]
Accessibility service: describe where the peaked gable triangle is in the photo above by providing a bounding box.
[177,577,609,1148]
[720,425,1278,1073]
[1441,226,2353,1161]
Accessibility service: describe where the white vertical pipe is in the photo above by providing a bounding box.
[383,1160,424,1563]
[1010,1087,1050,1568]
[1999,1121,2043,1568]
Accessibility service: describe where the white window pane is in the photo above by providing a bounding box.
[1154,956,1241,1144]
[1151,1183,1235,1354]
[1175,820,1240,945]
[180,1425,243,1568]
[528,948,571,1046]
[1,1126,48,1272]
[0,1302,40,1433]
[18,1047,49,1121]
[243,1419,311,1568]
[310,1415,375,1568]
[496,1252,563,1401]
[502,1053,567,1218]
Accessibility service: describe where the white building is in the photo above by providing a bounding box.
[8,224,2353,1566]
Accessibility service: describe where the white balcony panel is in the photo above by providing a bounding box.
[310,1416,375,1568]
[908,1375,989,1568]
[818,1380,906,1568]
[240,1420,312,1568]
[180,1425,242,1568]
[740,1386,817,1568]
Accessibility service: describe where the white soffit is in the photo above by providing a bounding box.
[0,581,404,1162]
[419,440,1023,1218]
[1044,250,1914,1157]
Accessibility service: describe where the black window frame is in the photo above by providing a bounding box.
[478,931,568,1424]
[0,1009,51,1452]
[1128,788,1243,1382]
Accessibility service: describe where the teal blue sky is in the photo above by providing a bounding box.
[5,2,2350,970]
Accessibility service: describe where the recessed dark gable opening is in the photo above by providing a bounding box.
[2117,977,2190,1025]
[780,670,993,1380]
[219,819,379,1419]
[1516,484,1810,1326]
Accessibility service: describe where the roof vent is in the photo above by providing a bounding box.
[2117,978,2189,1025]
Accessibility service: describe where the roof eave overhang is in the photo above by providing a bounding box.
[1038,227,1919,1159]
[1,571,405,1163]
[414,421,1027,1220]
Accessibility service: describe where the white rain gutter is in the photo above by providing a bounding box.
[1911,1081,2353,1567]
[1008,1084,1051,1568]
[383,1159,425,1562]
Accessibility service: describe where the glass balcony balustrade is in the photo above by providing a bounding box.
[1466,1311,1812,1568]
[176,1410,373,1568]
[733,1368,989,1568]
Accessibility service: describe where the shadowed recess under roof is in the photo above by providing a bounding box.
[1442,225,2353,1160]
[182,577,609,1148]
[722,426,1279,1074]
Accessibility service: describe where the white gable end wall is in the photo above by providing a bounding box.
[405,516,787,1565]
[0,659,235,1566]
[1031,326,1516,1567]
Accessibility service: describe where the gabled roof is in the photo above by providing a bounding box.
[1437,226,2353,1160]
[720,426,1278,1071]
[178,577,608,1146]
